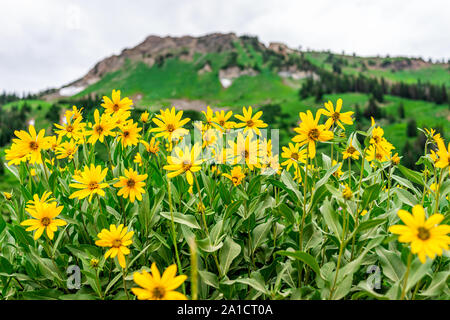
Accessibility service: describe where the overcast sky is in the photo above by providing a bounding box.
[1,0,449,93]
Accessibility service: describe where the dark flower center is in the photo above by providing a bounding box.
[88,182,99,190]
[29,141,38,150]
[417,227,430,240]
[41,217,51,226]
[66,125,74,132]
[95,125,104,134]
[113,104,120,111]
[291,152,299,160]
[167,124,175,132]
[332,112,340,120]
[246,120,254,127]
[112,239,122,248]
[152,286,165,299]
[127,179,136,188]
[308,128,320,140]
[347,146,356,154]
[183,160,192,171]
[123,131,130,137]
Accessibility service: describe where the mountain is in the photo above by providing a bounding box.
[49,32,448,105]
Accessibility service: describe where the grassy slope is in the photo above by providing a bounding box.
[3,47,449,166]
[304,51,450,86]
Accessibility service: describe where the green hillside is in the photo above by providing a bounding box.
[1,34,449,178]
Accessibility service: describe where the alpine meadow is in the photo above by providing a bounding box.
[0,32,449,301]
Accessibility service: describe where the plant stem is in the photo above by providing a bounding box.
[122,267,130,300]
[400,252,413,300]
[329,206,348,300]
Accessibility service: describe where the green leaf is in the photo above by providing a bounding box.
[219,236,241,275]
[360,183,381,210]
[0,256,13,274]
[276,250,323,279]
[280,171,302,201]
[198,270,219,288]
[356,218,385,234]
[160,211,201,229]
[320,199,342,241]
[229,275,269,295]
[308,184,329,213]
[406,258,433,292]
[420,271,449,297]
[397,165,424,186]
[375,247,405,283]
[277,203,295,224]
[251,219,272,253]
[394,188,418,207]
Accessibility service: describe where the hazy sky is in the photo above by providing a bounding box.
[1,0,449,93]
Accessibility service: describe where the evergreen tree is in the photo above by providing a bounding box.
[406,118,417,137]
[398,102,405,119]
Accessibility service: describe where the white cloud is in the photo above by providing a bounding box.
[0,0,448,93]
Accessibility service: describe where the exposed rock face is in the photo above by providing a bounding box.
[268,42,297,56]
[198,62,212,75]
[68,33,239,87]
[218,66,259,88]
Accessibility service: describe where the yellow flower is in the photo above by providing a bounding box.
[234,106,268,136]
[118,121,142,148]
[141,137,160,155]
[95,224,133,268]
[5,125,51,165]
[132,263,187,300]
[342,139,360,160]
[111,110,132,129]
[281,143,307,170]
[90,258,99,268]
[390,152,400,165]
[342,184,353,200]
[222,166,245,186]
[370,127,385,145]
[202,106,216,127]
[20,197,66,240]
[150,107,190,141]
[30,168,37,176]
[48,135,62,151]
[292,110,333,158]
[69,164,109,201]
[260,154,281,175]
[293,166,303,183]
[360,210,368,216]
[163,144,203,185]
[65,105,83,121]
[55,140,78,160]
[435,140,450,173]
[332,160,343,178]
[226,131,261,170]
[213,110,235,131]
[429,149,439,164]
[86,109,116,144]
[101,89,133,114]
[365,144,389,163]
[3,192,12,201]
[389,205,450,263]
[321,99,353,130]
[140,111,150,123]
[26,191,55,210]
[134,152,143,167]
[424,128,443,145]
[113,168,148,203]
[54,115,86,140]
